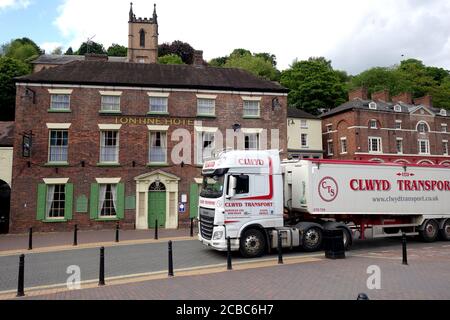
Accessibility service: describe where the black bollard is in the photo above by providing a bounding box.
[99,247,105,286]
[357,293,369,300]
[28,227,32,250]
[227,236,232,270]
[73,224,78,246]
[402,232,408,265]
[190,218,194,237]
[17,254,25,297]
[115,222,119,243]
[277,230,283,264]
[154,219,158,240]
[168,241,174,277]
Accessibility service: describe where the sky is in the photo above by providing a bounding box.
[1,0,449,75]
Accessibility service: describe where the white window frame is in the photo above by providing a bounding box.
[197,95,217,116]
[394,105,402,112]
[369,119,378,129]
[395,120,402,130]
[244,133,259,150]
[148,131,168,164]
[301,133,308,148]
[300,119,308,129]
[98,183,118,218]
[418,139,430,155]
[440,109,447,116]
[197,131,216,164]
[368,137,382,153]
[441,124,447,133]
[327,139,333,156]
[243,100,261,118]
[100,95,121,112]
[443,140,449,155]
[396,138,403,154]
[149,96,169,114]
[48,129,69,163]
[45,183,66,220]
[416,121,430,134]
[50,94,71,111]
[369,102,377,110]
[99,130,120,164]
[340,137,347,154]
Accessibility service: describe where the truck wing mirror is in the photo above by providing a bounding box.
[227,175,237,198]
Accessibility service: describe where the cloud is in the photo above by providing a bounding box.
[53,0,450,74]
[0,0,31,10]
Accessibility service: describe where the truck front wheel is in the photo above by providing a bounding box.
[302,227,323,252]
[420,219,439,242]
[239,229,266,258]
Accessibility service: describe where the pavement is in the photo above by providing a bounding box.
[0,228,449,300]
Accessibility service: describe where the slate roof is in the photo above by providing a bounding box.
[320,98,449,118]
[17,60,288,93]
[287,107,319,119]
[0,122,14,147]
[31,54,127,65]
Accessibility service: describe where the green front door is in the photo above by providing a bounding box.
[148,191,166,228]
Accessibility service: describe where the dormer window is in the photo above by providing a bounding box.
[440,109,447,116]
[369,102,377,110]
[394,105,401,112]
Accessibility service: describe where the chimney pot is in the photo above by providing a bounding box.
[348,87,368,101]
[413,95,433,108]
[392,92,413,104]
[371,89,390,102]
[193,50,205,67]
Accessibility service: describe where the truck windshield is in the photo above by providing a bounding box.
[200,175,225,199]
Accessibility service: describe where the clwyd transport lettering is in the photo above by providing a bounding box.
[350,179,450,192]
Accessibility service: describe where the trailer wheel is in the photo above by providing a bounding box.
[339,227,352,250]
[302,226,323,252]
[420,219,439,242]
[438,220,450,241]
[239,229,266,258]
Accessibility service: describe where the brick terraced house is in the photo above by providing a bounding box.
[321,87,450,165]
[11,61,288,233]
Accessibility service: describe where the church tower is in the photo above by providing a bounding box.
[127,3,158,64]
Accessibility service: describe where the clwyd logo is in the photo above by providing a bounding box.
[318,177,338,202]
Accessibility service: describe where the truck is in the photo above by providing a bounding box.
[198,149,450,257]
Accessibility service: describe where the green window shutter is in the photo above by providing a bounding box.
[189,183,199,218]
[90,183,99,220]
[64,183,74,220]
[116,183,125,219]
[36,183,47,221]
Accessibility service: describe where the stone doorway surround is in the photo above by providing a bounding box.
[134,170,180,229]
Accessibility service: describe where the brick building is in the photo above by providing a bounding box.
[321,87,450,165]
[11,61,288,233]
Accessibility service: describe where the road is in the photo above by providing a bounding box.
[0,236,446,293]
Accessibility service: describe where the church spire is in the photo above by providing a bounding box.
[129,2,134,22]
[153,3,157,24]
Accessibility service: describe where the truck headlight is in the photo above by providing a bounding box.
[213,231,224,240]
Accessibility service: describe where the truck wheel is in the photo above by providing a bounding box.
[438,220,450,241]
[239,229,266,258]
[302,227,322,252]
[339,227,352,250]
[420,219,439,242]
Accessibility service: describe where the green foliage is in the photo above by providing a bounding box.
[208,56,228,67]
[158,54,184,65]
[0,57,30,120]
[107,44,127,57]
[75,41,106,55]
[52,47,63,55]
[158,40,195,64]
[1,38,41,63]
[280,57,347,115]
[64,47,74,55]
[349,58,450,109]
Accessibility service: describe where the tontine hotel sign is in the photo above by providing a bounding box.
[115,116,196,126]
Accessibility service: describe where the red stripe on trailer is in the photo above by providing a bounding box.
[308,159,450,169]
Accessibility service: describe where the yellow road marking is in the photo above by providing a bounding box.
[0,236,196,257]
[0,254,323,300]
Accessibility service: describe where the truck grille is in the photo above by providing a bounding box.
[199,207,215,240]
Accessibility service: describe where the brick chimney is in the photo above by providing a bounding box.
[84,53,109,62]
[193,50,205,67]
[414,95,433,108]
[392,92,412,104]
[371,89,390,102]
[348,87,368,101]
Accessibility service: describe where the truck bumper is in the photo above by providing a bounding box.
[198,233,240,251]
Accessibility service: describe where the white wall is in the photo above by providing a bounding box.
[287,118,323,151]
[0,147,13,186]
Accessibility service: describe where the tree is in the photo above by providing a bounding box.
[158,54,184,65]
[107,44,127,57]
[157,40,195,64]
[280,57,348,115]
[64,47,74,55]
[75,41,106,55]
[52,47,63,55]
[1,38,41,63]
[255,52,277,67]
[208,56,228,67]
[0,57,30,120]
[224,52,280,81]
